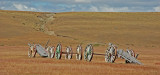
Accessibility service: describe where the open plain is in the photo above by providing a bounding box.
[0,10,160,75]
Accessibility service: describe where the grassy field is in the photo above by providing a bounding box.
[48,12,160,48]
[0,10,160,75]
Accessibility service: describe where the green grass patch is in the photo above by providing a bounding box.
[93,44,101,47]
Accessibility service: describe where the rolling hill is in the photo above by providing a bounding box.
[0,10,160,75]
[1,10,160,48]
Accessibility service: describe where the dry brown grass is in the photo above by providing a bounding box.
[48,12,160,48]
[0,46,159,75]
[0,10,160,75]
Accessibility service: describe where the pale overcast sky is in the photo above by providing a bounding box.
[0,0,160,12]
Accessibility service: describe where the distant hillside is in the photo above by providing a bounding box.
[0,10,77,46]
[0,10,160,48]
[47,12,160,48]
